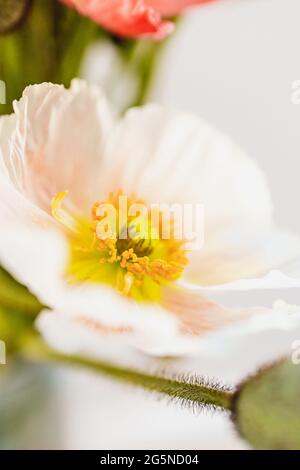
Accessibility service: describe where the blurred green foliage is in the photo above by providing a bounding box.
[0,0,100,114]
[0,266,43,354]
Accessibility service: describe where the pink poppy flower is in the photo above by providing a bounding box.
[61,0,216,40]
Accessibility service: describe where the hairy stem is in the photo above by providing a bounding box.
[128,16,181,107]
[21,334,233,412]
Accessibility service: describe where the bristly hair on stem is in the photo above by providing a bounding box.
[149,368,233,414]
[21,334,233,414]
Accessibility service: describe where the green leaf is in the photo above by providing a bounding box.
[0,0,32,34]
[234,359,300,450]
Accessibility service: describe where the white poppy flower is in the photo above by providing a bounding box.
[1,79,300,362]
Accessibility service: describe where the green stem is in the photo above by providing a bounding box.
[114,38,164,110]
[127,16,181,107]
[131,41,162,107]
[21,334,233,412]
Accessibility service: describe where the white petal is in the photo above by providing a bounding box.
[4,221,297,362]
[101,104,300,288]
[0,175,54,230]
[0,99,56,228]
[152,289,300,359]
[0,222,180,355]
[182,227,300,289]
[182,301,300,382]
[0,114,17,178]
[2,80,114,214]
[1,86,290,290]
[36,305,180,363]
[101,104,272,234]
[35,309,150,367]
[35,284,300,365]
[0,224,68,305]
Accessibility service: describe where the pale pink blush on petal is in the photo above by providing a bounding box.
[162,286,258,337]
[36,289,300,360]
[36,310,147,367]
[7,81,114,216]
[155,287,300,358]
[183,227,300,289]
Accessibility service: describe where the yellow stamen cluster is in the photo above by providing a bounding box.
[52,191,188,301]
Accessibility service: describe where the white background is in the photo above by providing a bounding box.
[154,0,300,234]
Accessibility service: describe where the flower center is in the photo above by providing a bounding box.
[51,191,187,301]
